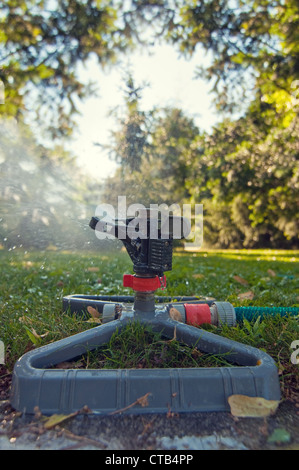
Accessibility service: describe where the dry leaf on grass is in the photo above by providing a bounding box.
[233,275,249,286]
[267,269,276,277]
[86,267,99,272]
[169,307,183,322]
[23,325,49,345]
[192,273,205,279]
[228,394,280,418]
[87,305,101,319]
[238,290,255,300]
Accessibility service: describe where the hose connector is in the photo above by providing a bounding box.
[210,301,236,327]
[185,301,236,327]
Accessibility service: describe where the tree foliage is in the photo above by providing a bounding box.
[0,0,298,248]
[168,0,299,118]
[0,0,131,138]
[1,0,298,135]
[106,73,150,172]
[103,80,298,248]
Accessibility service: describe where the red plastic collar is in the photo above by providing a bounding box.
[123,274,166,292]
[185,303,211,326]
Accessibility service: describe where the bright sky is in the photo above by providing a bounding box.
[69,43,219,179]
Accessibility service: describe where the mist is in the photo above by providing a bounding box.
[0,118,115,254]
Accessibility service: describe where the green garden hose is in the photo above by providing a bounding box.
[234,306,299,323]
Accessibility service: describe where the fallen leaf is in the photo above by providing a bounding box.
[87,267,99,272]
[192,273,205,279]
[44,411,78,429]
[267,269,276,277]
[228,394,279,418]
[23,325,49,345]
[233,275,249,286]
[87,305,101,319]
[238,290,255,300]
[169,307,183,322]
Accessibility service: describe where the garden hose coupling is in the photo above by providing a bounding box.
[184,301,236,327]
[211,301,236,327]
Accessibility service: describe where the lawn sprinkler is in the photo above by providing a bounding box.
[10,209,281,415]
[66,208,237,327]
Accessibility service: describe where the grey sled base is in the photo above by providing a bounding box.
[10,318,281,415]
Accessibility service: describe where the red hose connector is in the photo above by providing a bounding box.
[185,303,211,326]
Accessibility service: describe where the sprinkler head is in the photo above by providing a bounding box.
[90,207,191,278]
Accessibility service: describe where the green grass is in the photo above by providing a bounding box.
[54,321,236,370]
[0,248,298,397]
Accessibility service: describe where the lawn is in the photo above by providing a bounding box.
[0,248,298,401]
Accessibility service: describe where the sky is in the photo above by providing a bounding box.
[68,43,219,180]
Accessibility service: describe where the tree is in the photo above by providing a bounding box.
[106,73,150,172]
[103,103,202,206]
[0,0,180,140]
[168,0,299,122]
[2,1,298,138]
[148,107,200,202]
[0,0,132,139]
[186,113,299,248]
[1,0,298,248]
